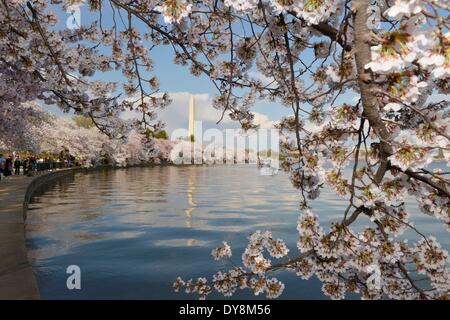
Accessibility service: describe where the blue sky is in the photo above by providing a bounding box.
[48,3,358,136]
[49,2,449,138]
[48,5,307,133]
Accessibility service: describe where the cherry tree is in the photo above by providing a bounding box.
[38,115,173,166]
[0,101,51,152]
[0,0,170,142]
[38,116,108,164]
[2,0,449,299]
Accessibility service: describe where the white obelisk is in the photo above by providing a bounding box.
[188,95,195,141]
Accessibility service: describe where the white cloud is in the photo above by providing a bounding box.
[303,119,327,134]
[44,91,280,141]
[248,70,276,87]
[122,92,280,143]
[121,92,237,135]
[253,112,278,129]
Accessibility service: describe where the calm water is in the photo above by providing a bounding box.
[25,165,449,299]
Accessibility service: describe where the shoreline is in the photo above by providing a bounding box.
[0,165,114,300]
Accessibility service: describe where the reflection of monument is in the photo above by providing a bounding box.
[188,95,195,141]
[185,171,196,228]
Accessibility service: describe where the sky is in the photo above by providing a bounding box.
[45,3,367,141]
[45,4,310,139]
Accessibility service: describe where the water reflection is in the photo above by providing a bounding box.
[185,170,197,229]
[25,165,448,299]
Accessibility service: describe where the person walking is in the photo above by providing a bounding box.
[31,157,37,172]
[0,154,5,181]
[14,156,21,175]
[4,157,13,179]
[23,158,29,175]
[27,157,33,176]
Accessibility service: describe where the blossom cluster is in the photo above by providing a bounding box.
[2,0,448,300]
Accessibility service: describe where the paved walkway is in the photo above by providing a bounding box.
[0,175,40,299]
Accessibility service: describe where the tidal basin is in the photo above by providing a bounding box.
[25,165,449,299]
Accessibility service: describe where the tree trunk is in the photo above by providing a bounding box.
[353,0,393,183]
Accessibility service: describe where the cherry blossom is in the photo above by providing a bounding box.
[211,241,232,261]
[2,0,448,300]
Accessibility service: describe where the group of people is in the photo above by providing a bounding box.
[0,154,38,180]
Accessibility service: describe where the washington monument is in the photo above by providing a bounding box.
[188,95,195,141]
